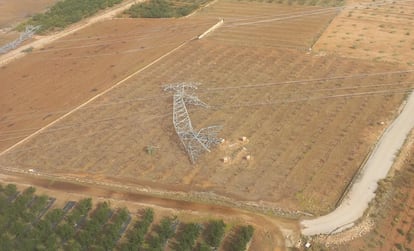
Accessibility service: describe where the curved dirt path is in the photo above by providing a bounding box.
[301,91,414,235]
[0,0,139,67]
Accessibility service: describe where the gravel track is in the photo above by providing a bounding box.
[301,91,414,235]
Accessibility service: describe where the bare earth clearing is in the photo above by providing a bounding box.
[0,17,217,151]
[1,0,414,221]
[313,0,414,66]
[0,0,58,28]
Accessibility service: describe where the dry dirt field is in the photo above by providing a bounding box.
[313,0,414,66]
[0,0,58,45]
[1,0,414,221]
[0,17,217,151]
[0,31,19,48]
[196,0,339,49]
[0,0,57,28]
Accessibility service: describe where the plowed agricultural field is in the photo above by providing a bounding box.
[196,0,339,49]
[0,17,217,151]
[1,0,414,216]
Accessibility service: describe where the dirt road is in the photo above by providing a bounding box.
[301,91,414,235]
[0,0,139,67]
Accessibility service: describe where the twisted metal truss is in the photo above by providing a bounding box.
[164,83,222,163]
[0,25,40,54]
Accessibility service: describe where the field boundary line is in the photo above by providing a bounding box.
[0,40,190,157]
[198,18,223,39]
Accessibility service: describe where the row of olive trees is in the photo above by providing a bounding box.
[122,215,254,251]
[0,183,254,250]
[0,185,129,251]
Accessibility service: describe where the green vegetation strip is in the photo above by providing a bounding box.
[0,183,254,250]
[19,0,123,33]
[124,0,211,18]
[230,225,255,251]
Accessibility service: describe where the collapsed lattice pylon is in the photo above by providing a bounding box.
[0,25,41,54]
[164,83,222,164]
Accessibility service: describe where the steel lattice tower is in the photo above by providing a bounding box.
[0,25,40,54]
[164,83,222,163]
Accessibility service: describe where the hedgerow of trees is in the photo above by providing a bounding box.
[121,208,154,250]
[174,223,202,251]
[124,0,210,18]
[147,216,179,250]
[229,225,255,251]
[0,183,254,250]
[20,0,123,33]
[205,219,226,248]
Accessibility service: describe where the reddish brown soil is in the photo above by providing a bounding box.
[0,4,413,243]
[313,0,414,66]
[197,0,338,49]
[1,0,413,217]
[0,0,58,28]
[0,17,216,151]
[0,31,19,46]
